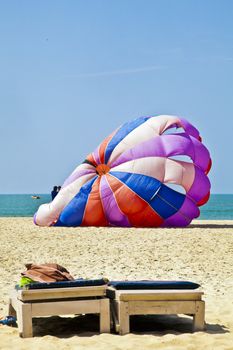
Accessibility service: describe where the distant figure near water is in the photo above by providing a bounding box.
[51,186,58,200]
[51,185,61,200]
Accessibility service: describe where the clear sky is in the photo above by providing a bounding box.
[1,0,233,194]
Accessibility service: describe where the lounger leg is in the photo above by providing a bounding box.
[110,301,120,333]
[193,301,205,331]
[17,301,33,338]
[8,291,18,318]
[8,298,17,318]
[99,299,110,333]
[119,301,130,335]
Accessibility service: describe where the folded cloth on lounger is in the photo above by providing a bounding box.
[21,263,74,283]
[108,280,200,290]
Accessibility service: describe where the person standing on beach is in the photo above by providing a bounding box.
[51,186,58,200]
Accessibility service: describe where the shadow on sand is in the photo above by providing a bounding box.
[32,314,229,338]
[189,223,233,229]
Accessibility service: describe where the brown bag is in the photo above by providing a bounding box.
[21,263,75,283]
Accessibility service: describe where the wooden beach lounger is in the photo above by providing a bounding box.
[107,281,205,335]
[8,279,110,338]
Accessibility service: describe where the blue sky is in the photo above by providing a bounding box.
[1,0,232,194]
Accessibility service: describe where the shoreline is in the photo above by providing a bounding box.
[0,218,232,349]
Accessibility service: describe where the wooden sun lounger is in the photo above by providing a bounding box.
[8,285,110,337]
[107,288,205,335]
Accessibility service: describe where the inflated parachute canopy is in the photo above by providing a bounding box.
[34,115,211,227]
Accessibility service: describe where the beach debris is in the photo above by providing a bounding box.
[0,316,17,326]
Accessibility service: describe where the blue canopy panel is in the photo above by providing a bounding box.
[110,171,185,219]
[55,176,97,226]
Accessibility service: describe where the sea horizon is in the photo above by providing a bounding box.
[0,194,232,220]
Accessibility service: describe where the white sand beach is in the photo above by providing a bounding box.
[0,218,232,349]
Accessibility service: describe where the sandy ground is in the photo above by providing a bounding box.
[0,218,232,350]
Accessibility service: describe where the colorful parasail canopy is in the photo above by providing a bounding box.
[34,115,211,227]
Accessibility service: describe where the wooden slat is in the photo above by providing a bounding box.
[129,300,196,315]
[111,289,203,301]
[17,285,106,301]
[31,299,101,316]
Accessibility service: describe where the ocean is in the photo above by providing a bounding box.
[0,194,232,220]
